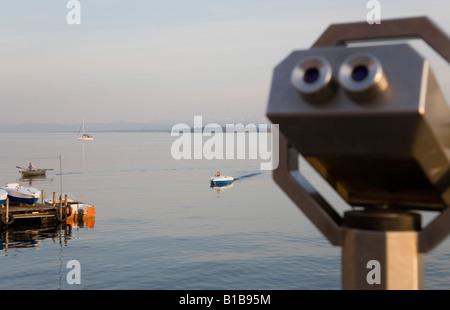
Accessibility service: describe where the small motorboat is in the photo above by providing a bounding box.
[0,189,7,205]
[210,174,234,187]
[1,183,41,205]
[45,198,95,219]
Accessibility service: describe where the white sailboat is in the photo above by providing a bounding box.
[77,118,94,141]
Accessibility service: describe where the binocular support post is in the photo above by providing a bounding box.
[275,134,426,289]
[342,228,424,289]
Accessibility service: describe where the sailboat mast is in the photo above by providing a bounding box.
[77,117,93,141]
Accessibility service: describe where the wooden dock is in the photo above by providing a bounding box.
[0,191,70,226]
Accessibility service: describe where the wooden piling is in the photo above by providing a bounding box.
[42,190,45,204]
[5,198,9,223]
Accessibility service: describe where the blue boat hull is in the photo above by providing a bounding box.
[0,199,6,205]
[8,196,39,204]
[210,180,234,187]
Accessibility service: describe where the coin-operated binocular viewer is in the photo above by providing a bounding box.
[266,16,450,289]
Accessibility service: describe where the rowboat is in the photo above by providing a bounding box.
[16,166,53,177]
[210,175,234,187]
[19,169,48,177]
[1,183,41,205]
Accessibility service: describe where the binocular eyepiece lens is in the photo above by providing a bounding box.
[291,56,336,103]
[351,65,369,82]
[303,68,320,84]
[338,53,388,102]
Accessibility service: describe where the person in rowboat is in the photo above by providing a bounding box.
[28,163,36,171]
[216,172,221,177]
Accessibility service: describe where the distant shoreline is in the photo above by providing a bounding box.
[0,129,172,133]
[0,122,271,133]
[0,118,269,133]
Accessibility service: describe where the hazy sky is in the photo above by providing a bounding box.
[1,0,450,126]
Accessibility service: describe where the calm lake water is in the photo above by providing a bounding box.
[0,132,450,290]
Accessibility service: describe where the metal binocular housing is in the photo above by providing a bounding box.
[270,42,450,211]
[267,17,450,254]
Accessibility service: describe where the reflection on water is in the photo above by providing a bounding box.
[13,132,450,289]
[19,175,55,187]
[210,183,234,198]
[0,216,94,254]
[67,214,95,230]
[1,222,71,254]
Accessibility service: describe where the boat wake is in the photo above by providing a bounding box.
[233,172,263,181]
[54,171,82,176]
